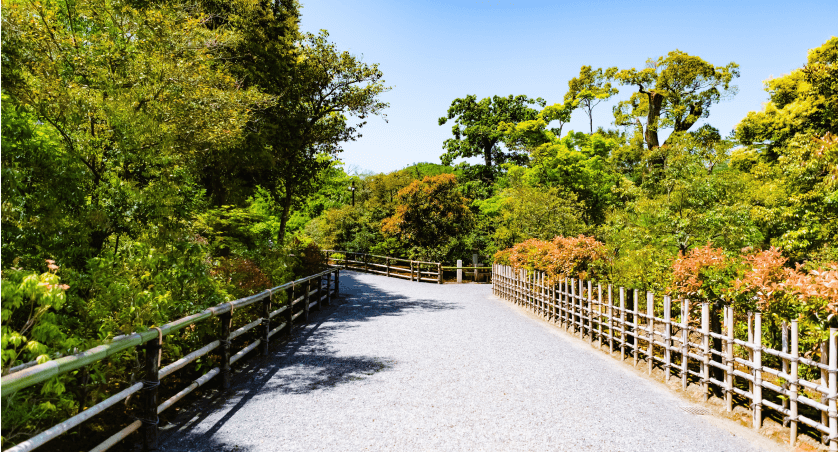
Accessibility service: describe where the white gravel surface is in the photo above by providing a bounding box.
[161,270,780,451]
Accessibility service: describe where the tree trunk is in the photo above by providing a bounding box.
[278,188,293,245]
[644,91,664,150]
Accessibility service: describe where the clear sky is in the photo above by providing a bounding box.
[298,0,838,174]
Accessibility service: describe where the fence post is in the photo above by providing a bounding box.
[438,263,443,284]
[287,283,295,335]
[664,295,671,382]
[754,311,763,430]
[335,269,340,298]
[829,327,838,451]
[631,289,640,367]
[597,284,603,348]
[587,281,594,344]
[682,298,689,391]
[410,261,414,281]
[261,293,271,356]
[220,309,232,390]
[647,292,655,376]
[141,335,161,451]
[783,321,790,414]
[304,278,310,323]
[315,274,322,312]
[791,320,799,445]
[608,285,614,355]
[702,301,710,401]
[619,287,626,361]
[386,258,390,278]
[725,305,734,412]
[326,272,332,307]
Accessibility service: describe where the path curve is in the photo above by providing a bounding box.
[162,270,780,451]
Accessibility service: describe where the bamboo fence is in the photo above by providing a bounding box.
[324,250,443,284]
[1,268,340,452]
[493,264,838,450]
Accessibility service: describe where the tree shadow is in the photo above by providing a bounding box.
[159,270,459,451]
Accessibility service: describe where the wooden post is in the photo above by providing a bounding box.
[748,312,754,398]
[633,289,640,367]
[304,279,310,323]
[782,321,789,412]
[141,336,160,451]
[608,285,614,355]
[725,305,734,412]
[682,298,690,391]
[287,284,295,335]
[326,272,332,307]
[664,295,671,382]
[647,291,654,376]
[702,301,710,401]
[410,261,414,281]
[335,269,340,298]
[473,254,479,282]
[386,257,390,278]
[754,311,763,430]
[261,293,271,356]
[790,320,799,446]
[829,327,837,451]
[438,263,443,285]
[823,338,831,431]
[364,253,368,272]
[315,275,322,312]
[587,281,594,343]
[220,310,232,390]
[457,260,463,284]
[619,287,626,361]
[597,284,603,348]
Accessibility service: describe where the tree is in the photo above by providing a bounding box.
[1,0,267,264]
[614,51,739,150]
[381,174,473,249]
[565,66,619,134]
[438,94,545,176]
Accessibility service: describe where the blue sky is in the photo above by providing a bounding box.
[299,0,837,174]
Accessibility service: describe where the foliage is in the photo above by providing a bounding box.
[381,174,474,254]
[438,94,545,176]
[494,235,608,281]
[565,66,619,134]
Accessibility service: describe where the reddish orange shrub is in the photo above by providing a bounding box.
[494,235,607,281]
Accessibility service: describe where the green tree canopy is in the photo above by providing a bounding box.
[438,94,545,178]
[614,51,740,150]
[565,66,619,134]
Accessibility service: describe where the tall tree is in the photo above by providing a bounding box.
[614,51,739,150]
[438,94,545,176]
[565,66,619,134]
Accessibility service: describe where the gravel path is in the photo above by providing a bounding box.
[161,270,781,451]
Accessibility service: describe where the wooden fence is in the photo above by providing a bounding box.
[324,250,442,284]
[1,267,340,452]
[493,264,838,450]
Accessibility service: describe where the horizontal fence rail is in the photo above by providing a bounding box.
[1,267,340,452]
[493,264,837,450]
[324,250,443,284]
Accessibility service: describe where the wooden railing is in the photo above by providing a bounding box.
[1,267,340,452]
[493,264,837,449]
[324,250,442,284]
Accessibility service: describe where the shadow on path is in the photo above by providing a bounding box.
[159,271,458,451]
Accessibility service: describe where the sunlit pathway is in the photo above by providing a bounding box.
[161,270,779,451]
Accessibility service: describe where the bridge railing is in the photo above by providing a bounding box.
[1,267,340,452]
[493,264,837,449]
[324,250,442,284]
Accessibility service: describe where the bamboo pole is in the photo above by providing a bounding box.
[754,311,763,430]
[830,327,837,451]
[588,280,594,343]
[726,305,734,412]
[791,320,799,445]
[597,284,603,348]
[702,301,710,401]
[783,321,789,413]
[647,292,654,376]
[608,285,614,356]
[620,287,626,361]
[748,312,754,397]
[824,338,831,432]
[664,295,671,382]
[142,335,160,451]
[633,290,640,367]
[220,310,232,390]
[682,299,689,390]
